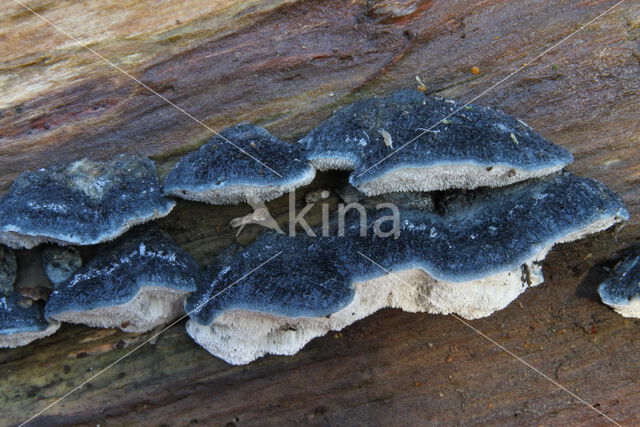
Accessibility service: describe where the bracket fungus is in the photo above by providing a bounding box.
[0,293,61,348]
[186,172,627,364]
[0,154,175,249]
[301,89,573,196]
[0,246,60,347]
[0,88,629,362]
[164,123,315,205]
[46,228,200,333]
[598,248,640,318]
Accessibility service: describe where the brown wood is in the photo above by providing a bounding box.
[1,0,639,425]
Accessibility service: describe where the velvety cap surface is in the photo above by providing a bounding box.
[0,154,175,247]
[46,228,200,317]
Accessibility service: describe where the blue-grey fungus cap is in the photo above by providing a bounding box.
[0,154,175,249]
[189,171,626,324]
[301,89,573,195]
[164,123,316,205]
[46,228,200,332]
[598,247,640,318]
[0,293,61,347]
[185,172,627,364]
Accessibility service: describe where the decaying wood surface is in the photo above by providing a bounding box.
[0,0,639,425]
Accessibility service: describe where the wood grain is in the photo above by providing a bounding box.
[0,0,639,425]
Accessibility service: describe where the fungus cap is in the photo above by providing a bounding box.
[0,293,61,348]
[186,172,627,364]
[46,228,200,333]
[165,123,315,205]
[598,248,640,318]
[0,154,175,249]
[301,89,574,195]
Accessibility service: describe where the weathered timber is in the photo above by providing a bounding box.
[0,0,639,425]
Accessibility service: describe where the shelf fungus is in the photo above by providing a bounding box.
[0,246,60,347]
[598,248,640,318]
[301,89,573,196]
[164,123,315,205]
[186,172,627,364]
[0,154,175,249]
[45,228,200,333]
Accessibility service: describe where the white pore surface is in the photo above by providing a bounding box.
[0,320,60,348]
[167,168,316,205]
[556,216,623,244]
[310,157,356,171]
[0,231,67,250]
[356,164,564,196]
[186,248,550,365]
[605,297,640,318]
[51,286,189,333]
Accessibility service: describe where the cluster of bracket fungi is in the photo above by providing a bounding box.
[0,89,631,365]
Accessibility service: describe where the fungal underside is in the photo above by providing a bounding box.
[52,286,190,333]
[0,321,60,348]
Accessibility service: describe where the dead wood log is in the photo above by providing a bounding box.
[0,0,639,425]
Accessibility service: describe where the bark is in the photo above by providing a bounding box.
[0,0,639,425]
